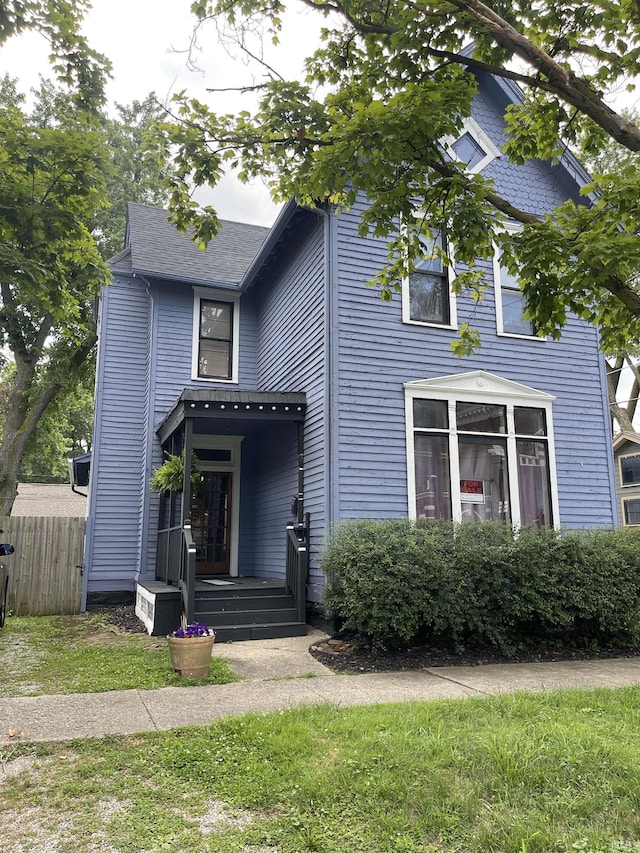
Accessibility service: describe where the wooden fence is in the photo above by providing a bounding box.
[0,516,85,616]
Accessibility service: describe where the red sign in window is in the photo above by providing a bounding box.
[460,479,484,503]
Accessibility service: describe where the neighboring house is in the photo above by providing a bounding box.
[12,484,87,517]
[83,69,617,637]
[613,431,640,525]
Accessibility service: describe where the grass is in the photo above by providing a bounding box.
[0,613,239,696]
[3,689,640,852]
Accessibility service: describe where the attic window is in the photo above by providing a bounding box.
[445,117,502,174]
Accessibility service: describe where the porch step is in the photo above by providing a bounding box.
[212,622,308,642]
[195,593,295,612]
[135,580,307,640]
[196,606,301,626]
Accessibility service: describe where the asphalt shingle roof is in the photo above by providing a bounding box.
[124,202,271,286]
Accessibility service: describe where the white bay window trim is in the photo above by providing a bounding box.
[191,287,240,383]
[404,370,560,528]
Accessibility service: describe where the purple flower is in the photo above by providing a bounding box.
[168,622,215,638]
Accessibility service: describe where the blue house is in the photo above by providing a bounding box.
[83,71,617,637]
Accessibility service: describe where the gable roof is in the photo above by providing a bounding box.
[122,202,271,287]
[613,430,640,452]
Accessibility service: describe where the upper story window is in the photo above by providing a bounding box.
[493,224,539,339]
[620,453,640,487]
[402,232,457,329]
[192,289,240,383]
[444,117,502,175]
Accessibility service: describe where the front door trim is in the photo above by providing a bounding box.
[193,435,243,577]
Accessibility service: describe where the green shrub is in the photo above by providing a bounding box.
[321,520,640,653]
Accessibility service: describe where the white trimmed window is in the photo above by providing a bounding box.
[623,498,640,526]
[444,117,502,174]
[619,452,640,487]
[494,224,538,339]
[405,371,559,527]
[402,231,457,329]
[192,288,240,382]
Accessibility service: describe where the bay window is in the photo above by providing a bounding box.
[406,372,558,527]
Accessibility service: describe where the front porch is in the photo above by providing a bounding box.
[149,388,309,639]
[135,574,308,639]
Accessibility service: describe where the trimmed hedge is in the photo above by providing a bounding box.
[321,520,640,653]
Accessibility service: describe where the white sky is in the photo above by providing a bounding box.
[0,0,320,226]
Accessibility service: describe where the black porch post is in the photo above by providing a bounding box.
[181,417,193,525]
[297,421,304,526]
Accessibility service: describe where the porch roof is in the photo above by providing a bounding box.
[157,388,307,444]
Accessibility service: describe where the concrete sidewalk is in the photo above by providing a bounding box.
[2,628,640,744]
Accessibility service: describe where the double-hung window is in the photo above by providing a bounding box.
[494,224,538,338]
[406,372,558,527]
[192,289,239,382]
[619,452,640,526]
[403,232,456,328]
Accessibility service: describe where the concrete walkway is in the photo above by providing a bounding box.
[3,628,640,744]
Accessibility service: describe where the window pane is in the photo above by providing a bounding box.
[514,407,547,436]
[196,449,232,463]
[624,499,640,525]
[409,271,449,324]
[199,339,231,378]
[517,439,551,527]
[452,132,486,170]
[456,402,506,433]
[501,283,534,336]
[621,455,640,485]
[458,436,510,522]
[201,301,231,340]
[414,433,451,520]
[413,399,448,430]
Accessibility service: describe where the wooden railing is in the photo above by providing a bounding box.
[286,512,309,624]
[155,520,197,623]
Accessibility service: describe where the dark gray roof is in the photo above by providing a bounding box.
[124,203,271,286]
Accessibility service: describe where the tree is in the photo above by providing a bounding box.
[159,0,640,354]
[0,80,180,500]
[0,75,111,512]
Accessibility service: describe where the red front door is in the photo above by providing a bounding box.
[191,472,232,575]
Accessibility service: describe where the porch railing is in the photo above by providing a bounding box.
[285,512,310,624]
[155,520,197,623]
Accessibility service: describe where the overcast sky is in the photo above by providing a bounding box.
[0,0,319,226]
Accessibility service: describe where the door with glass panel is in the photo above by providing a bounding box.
[190,472,232,574]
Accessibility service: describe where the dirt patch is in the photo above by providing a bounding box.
[309,636,640,673]
[86,605,147,634]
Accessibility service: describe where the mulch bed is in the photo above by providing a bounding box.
[88,606,640,672]
[308,635,640,673]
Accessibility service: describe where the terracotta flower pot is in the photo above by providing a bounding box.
[167,634,215,679]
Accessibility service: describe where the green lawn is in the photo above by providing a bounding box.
[3,689,640,852]
[0,613,238,695]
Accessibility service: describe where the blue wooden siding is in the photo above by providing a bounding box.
[330,87,616,531]
[84,275,152,596]
[253,212,327,601]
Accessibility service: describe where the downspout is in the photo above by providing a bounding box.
[596,327,618,526]
[134,274,159,581]
[308,204,339,533]
[81,284,109,611]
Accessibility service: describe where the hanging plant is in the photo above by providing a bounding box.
[150,450,200,493]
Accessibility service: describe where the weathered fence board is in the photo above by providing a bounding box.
[0,516,85,616]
